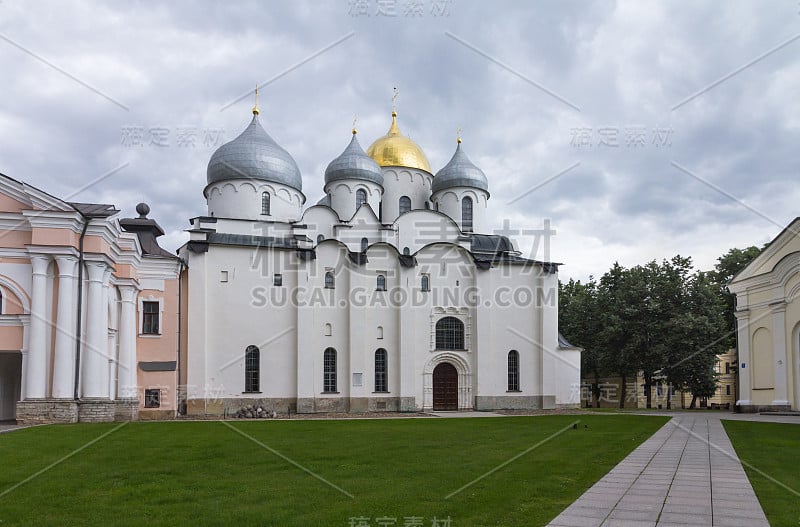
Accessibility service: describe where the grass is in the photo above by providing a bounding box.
[0,415,667,527]
[723,420,800,527]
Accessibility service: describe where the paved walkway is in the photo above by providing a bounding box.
[547,415,769,526]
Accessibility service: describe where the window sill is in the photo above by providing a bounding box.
[242,391,262,394]
[434,348,467,352]
[321,391,340,394]
[506,390,522,393]
[139,334,162,338]
[372,391,390,394]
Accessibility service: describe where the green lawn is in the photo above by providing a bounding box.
[723,420,800,527]
[0,415,667,527]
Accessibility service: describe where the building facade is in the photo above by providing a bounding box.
[728,221,800,412]
[0,175,181,423]
[179,104,581,415]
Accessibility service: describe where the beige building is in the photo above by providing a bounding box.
[728,221,800,412]
[0,174,182,423]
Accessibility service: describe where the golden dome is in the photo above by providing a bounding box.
[366,111,432,173]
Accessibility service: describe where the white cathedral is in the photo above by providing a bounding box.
[0,97,581,424]
[178,100,581,415]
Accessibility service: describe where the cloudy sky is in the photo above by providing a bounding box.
[1,1,798,281]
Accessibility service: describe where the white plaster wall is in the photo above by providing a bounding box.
[324,181,382,222]
[381,168,433,222]
[206,180,304,222]
[432,187,489,233]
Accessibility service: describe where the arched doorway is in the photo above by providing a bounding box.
[433,362,458,411]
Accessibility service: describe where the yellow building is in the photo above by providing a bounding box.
[728,221,800,412]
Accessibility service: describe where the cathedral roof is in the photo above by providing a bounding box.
[206,112,302,192]
[366,111,432,173]
[432,141,489,194]
[325,131,384,186]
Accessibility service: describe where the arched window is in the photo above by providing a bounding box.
[361,237,369,253]
[421,275,430,292]
[508,350,520,391]
[356,189,367,209]
[377,326,384,339]
[261,192,271,216]
[399,196,411,215]
[324,323,332,336]
[403,247,410,256]
[324,271,335,289]
[245,345,260,392]
[435,317,464,350]
[323,348,337,392]
[375,349,388,392]
[317,234,325,244]
[462,196,473,231]
[376,274,386,291]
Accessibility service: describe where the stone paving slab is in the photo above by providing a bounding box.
[546,415,770,526]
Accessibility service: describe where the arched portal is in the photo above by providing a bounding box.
[433,362,458,411]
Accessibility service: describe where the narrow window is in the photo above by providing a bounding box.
[725,362,731,374]
[376,274,386,291]
[361,237,369,253]
[245,345,260,392]
[375,349,388,392]
[317,234,325,243]
[399,196,411,214]
[142,301,160,335]
[273,273,283,286]
[377,326,384,339]
[324,323,332,336]
[356,189,367,209]
[461,196,473,231]
[435,317,464,350]
[403,247,410,255]
[262,192,271,215]
[144,389,161,408]
[325,271,335,289]
[324,348,337,392]
[507,350,520,391]
[421,274,430,292]
[726,385,731,396]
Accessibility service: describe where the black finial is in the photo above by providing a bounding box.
[136,202,150,218]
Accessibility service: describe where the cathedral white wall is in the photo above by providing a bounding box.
[206,180,304,222]
[381,168,433,222]
[432,187,489,233]
[324,181,382,222]
[394,211,465,255]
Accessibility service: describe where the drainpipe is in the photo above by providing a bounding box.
[72,216,90,400]
[176,258,186,415]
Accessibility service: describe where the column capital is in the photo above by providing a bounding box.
[770,301,787,314]
[29,254,51,275]
[55,255,79,278]
[86,261,109,283]
[119,284,138,304]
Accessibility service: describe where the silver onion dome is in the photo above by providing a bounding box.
[206,114,302,192]
[324,132,384,186]
[432,142,489,194]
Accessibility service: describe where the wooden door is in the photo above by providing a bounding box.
[433,363,458,411]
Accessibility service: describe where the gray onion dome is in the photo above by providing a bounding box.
[432,142,489,195]
[324,132,384,187]
[207,114,302,192]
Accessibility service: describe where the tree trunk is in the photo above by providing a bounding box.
[645,373,652,409]
[594,372,601,408]
[666,383,672,409]
[619,373,627,408]
[681,390,686,409]
[689,394,697,409]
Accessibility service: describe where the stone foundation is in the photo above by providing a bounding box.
[475,395,556,411]
[138,409,175,420]
[16,400,79,424]
[185,397,298,417]
[77,399,116,423]
[736,403,792,413]
[114,399,140,422]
